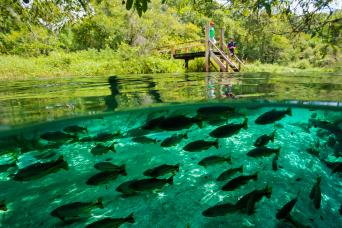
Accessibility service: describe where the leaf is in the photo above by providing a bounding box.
[126,0,133,10]
[142,0,147,12]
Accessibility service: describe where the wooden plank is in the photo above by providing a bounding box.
[210,50,227,71]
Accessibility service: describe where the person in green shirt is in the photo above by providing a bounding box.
[209,20,216,44]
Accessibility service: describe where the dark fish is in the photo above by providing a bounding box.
[131,136,158,144]
[50,198,104,221]
[272,154,279,171]
[198,155,231,167]
[276,197,298,220]
[222,173,258,191]
[309,177,321,209]
[86,166,127,185]
[160,132,188,147]
[0,200,7,211]
[309,118,342,140]
[63,125,87,134]
[183,139,219,152]
[159,115,202,131]
[202,202,238,217]
[247,146,280,157]
[0,163,17,173]
[94,162,122,172]
[209,118,248,138]
[13,156,68,181]
[141,116,165,130]
[339,204,342,215]
[216,165,243,181]
[116,180,138,195]
[235,185,272,215]
[143,164,180,177]
[323,161,342,174]
[93,132,120,142]
[196,106,235,117]
[86,212,135,228]
[306,148,320,157]
[254,130,276,147]
[40,131,75,141]
[128,176,174,192]
[91,143,115,155]
[255,108,292,125]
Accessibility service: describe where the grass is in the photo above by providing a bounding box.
[0,50,340,80]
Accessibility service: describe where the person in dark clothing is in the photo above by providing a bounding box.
[227,38,236,56]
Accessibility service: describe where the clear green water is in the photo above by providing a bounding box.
[0,72,341,227]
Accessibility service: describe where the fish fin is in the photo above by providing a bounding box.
[96,197,104,209]
[286,108,292,116]
[243,118,248,130]
[110,143,116,152]
[238,165,243,172]
[214,139,219,149]
[270,130,276,142]
[184,131,188,139]
[167,176,174,185]
[275,147,281,155]
[62,160,69,171]
[120,164,127,176]
[126,212,135,223]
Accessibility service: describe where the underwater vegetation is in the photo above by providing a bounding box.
[0,104,341,227]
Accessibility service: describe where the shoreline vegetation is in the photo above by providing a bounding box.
[0,50,340,80]
[1,0,341,79]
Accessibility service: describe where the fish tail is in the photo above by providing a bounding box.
[243,118,248,130]
[126,212,135,223]
[96,197,104,209]
[214,139,219,149]
[120,164,127,176]
[238,165,243,172]
[184,131,189,139]
[57,155,69,171]
[226,155,232,164]
[110,143,116,152]
[253,172,259,180]
[286,107,292,116]
[275,147,281,155]
[167,176,174,185]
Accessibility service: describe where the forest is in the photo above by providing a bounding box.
[0,0,341,77]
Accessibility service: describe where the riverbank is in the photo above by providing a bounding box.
[0,50,340,80]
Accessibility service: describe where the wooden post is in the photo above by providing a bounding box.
[205,24,209,72]
[185,59,189,71]
[220,28,225,51]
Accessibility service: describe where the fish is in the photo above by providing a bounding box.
[86,212,135,228]
[247,146,280,157]
[40,131,76,142]
[128,176,174,192]
[0,200,7,211]
[131,136,158,144]
[91,143,115,155]
[306,148,320,157]
[209,118,248,138]
[160,132,188,147]
[141,116,165,130]
[183,139,219,152]
[339,204,342,215]
[116,180,139,195]
[202,202,238,217]
[309,177,321,209]
[255,108,292,125]
[13,155,68,181]
[159,115,202,131]
[0,163,17,173]
[198,155,231,167]
[94,162,123,172]
[221,173,258,191]
[234,185,272,215]
[254,130,276,147]
[63,125,87,134]
[50,198,104,221]
[196,105,235,117]
[272,154,279,171]
[143,164,180,177]
[86,166,127,185]
[323,161,342,174]
[276,197,298,220]
[309,118,342,140]
[93,132,120,142]
[216,165,243,181]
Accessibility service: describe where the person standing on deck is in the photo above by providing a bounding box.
[209,21,216,44]
[227,38,236,56]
